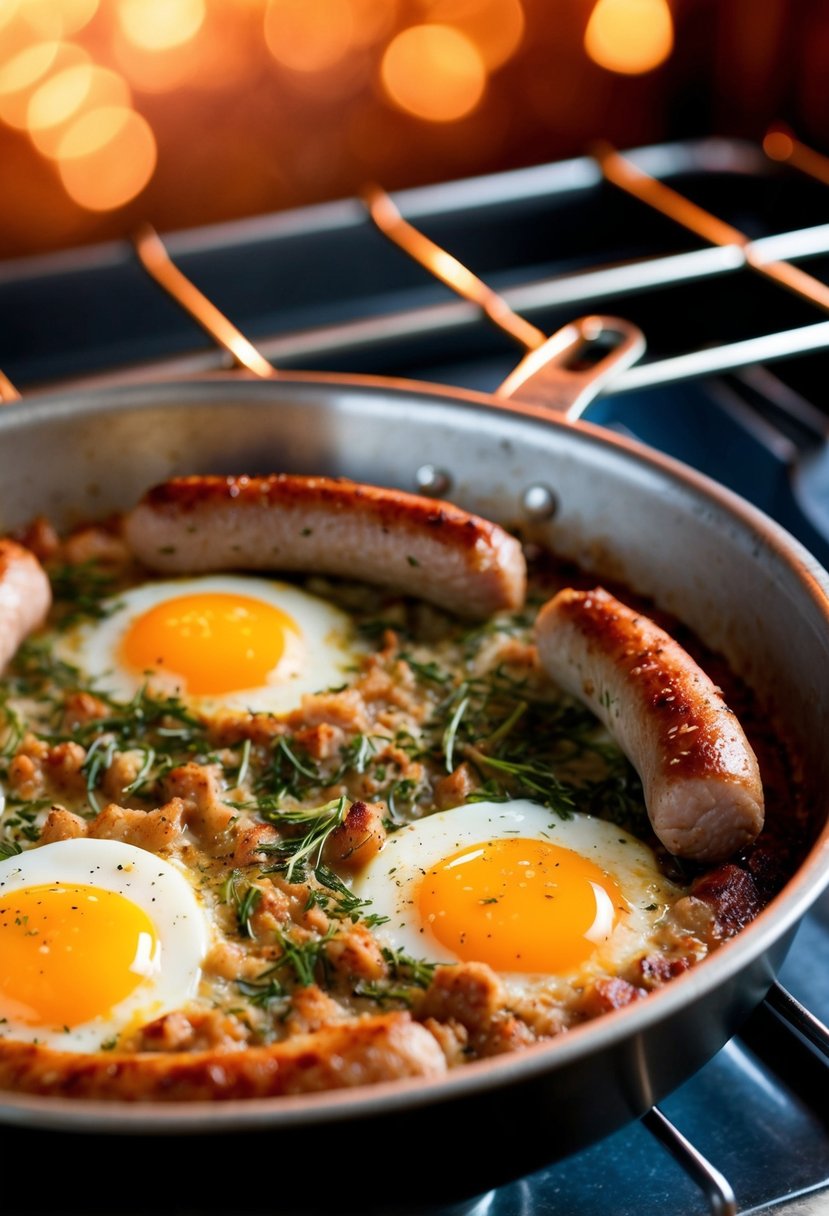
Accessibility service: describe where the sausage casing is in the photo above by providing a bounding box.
[124,475,527,619]
[534,586,764,863]
[0,539,52,672]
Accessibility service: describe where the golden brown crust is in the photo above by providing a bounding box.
[540,587,740,782]
[139,475,496,553]
[0,1012,447,1100]
[124,474,527,618]
[535,586,764,861]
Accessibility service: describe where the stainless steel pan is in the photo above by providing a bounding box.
[0,327,828,1209]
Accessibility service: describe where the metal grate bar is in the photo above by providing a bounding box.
[642,1106,738,1216]
[611,321,829,394]
[132,224,277,379]
[764,982,829,1061]
[17,210,829,399]
[596,144,829,316]
[511,223,829,315]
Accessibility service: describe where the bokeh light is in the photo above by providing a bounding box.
[0,0,812,258]
[56,105,156,210]
[0,41,88,128]
[763,129,794,163]
[381,24,487,122]
[347,0,398,49]
[0,2,23,36]
[264,0,355,73]
[117,0,205,52]
[18,0,99,40]
[113,32,206,92]
[584,0,674,75]
[426,0,525,70]
[27,64,130,157]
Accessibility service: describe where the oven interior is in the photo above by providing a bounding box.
[0,138,828,1216]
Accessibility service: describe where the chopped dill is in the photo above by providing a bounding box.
[308,863,386,925]
[48,561,120,628]
[258,795,349,883]
[222,869,263,938]
[236,967,289,1011]
[355,946,439,1007]
[271,926,337,987]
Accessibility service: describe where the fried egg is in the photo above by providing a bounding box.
[352,800,684,986]
[54,573,363,714]
[0,838,209,1052]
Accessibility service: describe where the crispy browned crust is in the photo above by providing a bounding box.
[689,863,762,937]
[124,474,527,618]
[535,586,764,861]
[0,1012,447,1101]
[140,475,498,551]
[539,587,740,781]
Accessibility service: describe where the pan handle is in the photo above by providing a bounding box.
[495,315,645,419]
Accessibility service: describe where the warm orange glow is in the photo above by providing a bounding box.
[15,0,61,39]
[427,0,525,69]
[56,105,156,210]
[19,0,99,39]
[763,129,794,162]
[57,101,128,157]
[117,0,205,51]
[381,24,486,122]
[0,1,23,35]
[347,0,398,48]
[0,40,89,128]
[264,0,354,72]
[584,0,674,75]
[0,41,60,98]
[113,31,206,92]
[28,64,130,158]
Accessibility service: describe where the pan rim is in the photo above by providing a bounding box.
[0,369,827,1134]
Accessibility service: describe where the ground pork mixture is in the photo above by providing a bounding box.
[0,518,812,1099]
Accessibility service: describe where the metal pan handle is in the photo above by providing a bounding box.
[495,315,645,419]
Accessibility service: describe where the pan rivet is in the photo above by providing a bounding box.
[522,484,558,519]
[415,465,452,496]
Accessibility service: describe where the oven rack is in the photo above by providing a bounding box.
[3,137,829,399]
[1,136,829,1216]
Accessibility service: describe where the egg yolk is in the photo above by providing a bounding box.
[417,837,626,974]
[120,591,298,695]
[0,883,159,1028]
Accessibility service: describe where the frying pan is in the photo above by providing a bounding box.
[0,321,828,1212]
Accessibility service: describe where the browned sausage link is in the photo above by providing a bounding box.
[0,539,52,671]
[0,1011,446,1100]
[123,474,527,619]
[534,587,764,863]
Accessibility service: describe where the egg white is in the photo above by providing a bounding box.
[352,799,686,988]
[0,838,209,1052]
[53,573,364,715]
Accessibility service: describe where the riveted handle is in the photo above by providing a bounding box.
[495,315,646,419]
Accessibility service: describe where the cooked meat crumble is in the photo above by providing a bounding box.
[0,519,811,1100]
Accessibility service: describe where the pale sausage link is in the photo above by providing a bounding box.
[0,1011,446,1100]
[0,539,52,672]
[123,474,527,619]
[534,586,764,863]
